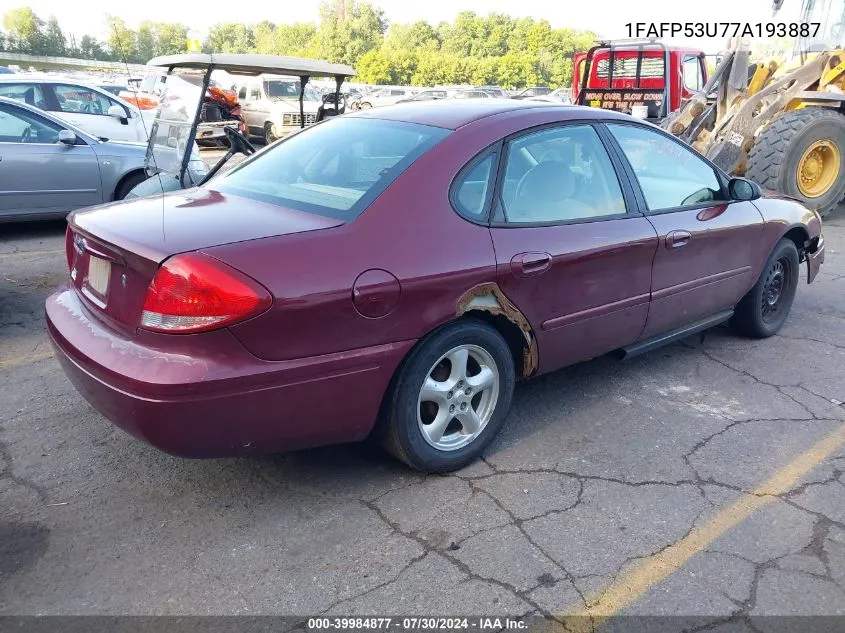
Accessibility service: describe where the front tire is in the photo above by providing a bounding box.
[379,320,515,472]
[747,108,845,218]
[733,238,800,338]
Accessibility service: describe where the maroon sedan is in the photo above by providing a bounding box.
[47,100,825,472]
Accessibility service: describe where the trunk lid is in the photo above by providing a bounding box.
[67,187,343,333]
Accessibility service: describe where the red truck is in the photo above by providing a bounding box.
[573,39,709,120]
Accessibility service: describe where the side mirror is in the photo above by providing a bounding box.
[58,129,77,145]
[728,177,761,201]
[107,104,126,119]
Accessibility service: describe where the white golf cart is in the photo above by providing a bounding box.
[127,53,356,198]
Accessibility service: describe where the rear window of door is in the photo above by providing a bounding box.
[606,123,725,212]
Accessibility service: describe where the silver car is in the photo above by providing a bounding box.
[0,96,147,222]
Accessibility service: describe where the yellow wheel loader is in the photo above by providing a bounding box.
[665,0,845,217]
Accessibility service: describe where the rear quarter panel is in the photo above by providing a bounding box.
[208,127,498,362]
[209,108,603,362]
[92,144,146,201]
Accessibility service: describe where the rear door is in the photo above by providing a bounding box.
[604,121,763,338]
[0,102,101,218]
[480,122,658,373]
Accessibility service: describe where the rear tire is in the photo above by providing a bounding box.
[378,320,515,473]
[358,102,372,109]
[114,171,147,200]
[747,108,845,218]
[732,238,800,338]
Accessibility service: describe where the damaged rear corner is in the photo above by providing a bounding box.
[455,282,538,378]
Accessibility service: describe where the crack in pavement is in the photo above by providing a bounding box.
[339,495,540,618]
[469,460,591,619]
[696,348,820,419]
[776,333,845,351]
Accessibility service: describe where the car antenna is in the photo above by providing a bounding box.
[109,22,158,174]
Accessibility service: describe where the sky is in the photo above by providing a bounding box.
[20,0,796,54]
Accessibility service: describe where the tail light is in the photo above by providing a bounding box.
[140,253,271,334]
[65,226,75,270]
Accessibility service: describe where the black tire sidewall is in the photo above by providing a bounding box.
[115,172,147,200]
[387,320,515,472]
[738,239,800,338]
[779,115,845,213]
[264,122,277,144]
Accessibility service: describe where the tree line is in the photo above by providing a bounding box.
[0,1,596,88]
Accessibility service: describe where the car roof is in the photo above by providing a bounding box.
[0,96,97,142]
[347,99,633,130]
[0,75,50,83]
[147,54,355,78]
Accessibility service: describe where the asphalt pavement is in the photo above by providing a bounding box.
[1,206,844,628]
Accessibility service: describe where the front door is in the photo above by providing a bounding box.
[0,102,101,218]
[605,122,764,337]
[50,84,134,142]
[486,123,659,373]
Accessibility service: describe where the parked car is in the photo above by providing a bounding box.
[526,88,573,105]
[97,83,128,97]
[398,89,449,103]
[511,86,552,99]
[47,100,824,472]
[0,76,151,142]
[397,89,492,103]
[231,75,324,143]
[477,85,510,98]
[452,89,495,99]
[353,86,417,109]
[0,97,148,222]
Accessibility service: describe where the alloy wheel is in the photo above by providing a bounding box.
[417,344,500,451]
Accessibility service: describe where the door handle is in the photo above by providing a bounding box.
[511,252,552,277]
[666,230,692,249]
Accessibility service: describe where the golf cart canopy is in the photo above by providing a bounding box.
[141,53,356,194]
[146,54,355,78]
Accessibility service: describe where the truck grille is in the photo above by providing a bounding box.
[282,112,317,126]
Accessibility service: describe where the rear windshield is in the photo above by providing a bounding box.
[595,56,665,79]
[211,117,450,220]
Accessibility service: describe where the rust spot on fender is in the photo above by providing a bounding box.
[455,283,538,378]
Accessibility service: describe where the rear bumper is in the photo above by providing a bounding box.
[47,287,414,458]
[808,235,825,283]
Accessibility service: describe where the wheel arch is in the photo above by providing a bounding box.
[384,283,538,403]
[369,282,537,445]
[112,168,146,201]
[782,224,811,258]
[453,283,538,379]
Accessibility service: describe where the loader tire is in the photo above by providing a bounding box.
[747,108,845,218]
